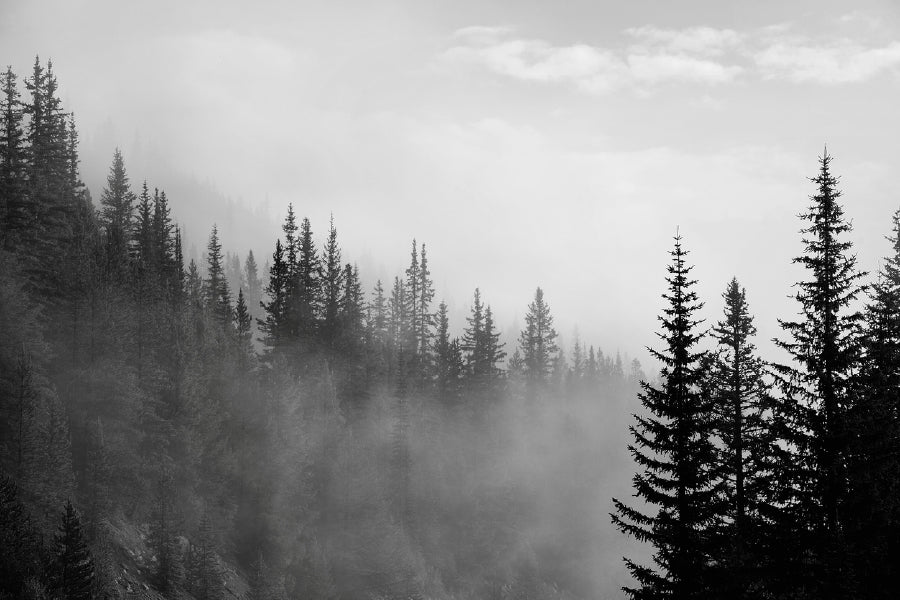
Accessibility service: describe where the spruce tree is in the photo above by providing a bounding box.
[134,181,154,268]
[54,500,94,600]
[434,301,464,403]
[846,207,900,599]
[0,66,27,247]
[770,150,864,599]
[204,225,232,328]
[98,149,135,280]
[235,288,254,361]
[321,215,344,349]
[244,250,262,319]
[260,239,287,353]
[517,287,558,394]
[295,216,322,342]
[709,278,773,597]
[462,288,485,377]
[415,243,435,363]
[611,234,720,600]
[482,305,506,383]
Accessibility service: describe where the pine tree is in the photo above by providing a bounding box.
[321,215,344,349]
[770,150,865,600]
[404,239,420,354]
[295,216,322,342]
[134,181,154,268]
[282,204,299,277]
[415,243,435,364]
[482,305,506,384]
[186,259,203,308]
[152,189,175,277]
[389,276,408,351]
[235,288,254,361]
[204,225,232,328]
[0,66,27,247]
[260,239,287,353]
[434,301,464,403]
[339,263,365,355]
[370,279,388,345]
[611,234,720,600]
[846,207,900,599]
[20,58,75,290]
[517,287,558,394]
[98,149,135,280]
[54,500,94,600]
[244,250,262,319]
[462,288,485,377]
[709,278,773,597]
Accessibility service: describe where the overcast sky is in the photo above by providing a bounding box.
[3,0,900,364]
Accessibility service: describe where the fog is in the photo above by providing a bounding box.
[4,0,900,366]
[3,1,900,599]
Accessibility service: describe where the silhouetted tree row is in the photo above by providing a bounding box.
[614,151,900,600]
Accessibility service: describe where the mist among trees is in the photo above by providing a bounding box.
[1,58,899,600]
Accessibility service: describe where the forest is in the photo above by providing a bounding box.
[1,58,899,600]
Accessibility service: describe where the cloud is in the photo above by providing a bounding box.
[628,53,742,85]
[443,25,741,94]
[753,39,900,84]
[445,21,900,92]
[626,25,744,56]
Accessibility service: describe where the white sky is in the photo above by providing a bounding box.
[3,0,900,365]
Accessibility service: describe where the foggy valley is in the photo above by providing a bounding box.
[3,2,900,600]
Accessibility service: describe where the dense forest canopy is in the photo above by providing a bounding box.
[2,54,900,600]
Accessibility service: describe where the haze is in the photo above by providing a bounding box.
[3,0,900,361]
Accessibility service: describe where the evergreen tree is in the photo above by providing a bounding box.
[709,278,773,597]
[0,66,27,247]
[204,225,232,328]
[517,287,558,393]
[295,216,322,343]
[611,234,720,600]
[98,149,135,280]
[54,500,94,600]
[134,181,154,268]
[482,305,506,383]
[771,150,865,600]
[339,263,365,355]
[415,243,435,363]
[846,207,900,599]
[282,204,299,277]
[370,279,388,345]
[462,288,486,377]
[260,239,287,353]
[321,215,344,349]
[244,250,262,319]
[434,301,464,403]
[235,288,254,361]
[404,239,420,354]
